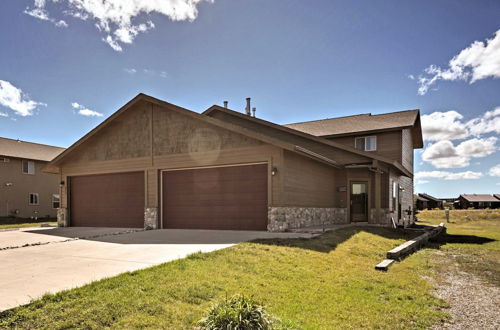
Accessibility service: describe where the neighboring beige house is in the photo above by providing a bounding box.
[45,94,422,231]
[0,137,65,219]
[457,194,500,209]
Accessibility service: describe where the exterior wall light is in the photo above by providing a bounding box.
[60,180,65,187]
[271,167,278,176]
[5,182,13,187]
[399,185,405,192]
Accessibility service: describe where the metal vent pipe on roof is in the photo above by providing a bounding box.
[245,97,251,116]
[223,101,228,108]
[252,107,256,117]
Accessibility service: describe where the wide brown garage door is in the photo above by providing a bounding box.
[70,172,144,228]
[162,163,268,230]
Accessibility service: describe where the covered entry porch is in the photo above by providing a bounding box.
[267,160,413,231]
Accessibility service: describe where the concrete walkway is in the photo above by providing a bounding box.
[0,227,313,311]
[0,227,141,250]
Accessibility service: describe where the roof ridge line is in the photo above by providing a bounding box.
[286,109,420,126]
[286,113,371,125]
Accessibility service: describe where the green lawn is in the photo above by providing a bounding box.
[0,225,451,329]
[0,222,57,230]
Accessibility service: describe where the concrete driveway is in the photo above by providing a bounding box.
[0,227,313,311]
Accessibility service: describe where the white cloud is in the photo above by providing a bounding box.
[421,108,500,142]
[0,112,8,117]
[489,164,500,177]
[124,68,167,78]
[78,109,103,117]
[421,111,468,141]
[103,35,123,51]
[456,137,497,158]
[484,107,500,119]
[71,102,103,117]
[0,80,46,116]
[422,137,497,168]
[466,107,500,136]
[26,0,212,51]
[124,68,137,74]
[417,29,500,95]
[24,1,68,28]
[143,69,168,78]
[416,179,429,184]
[415,170,483,180]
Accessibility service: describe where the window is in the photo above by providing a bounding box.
[22,160,35,174]
[52,194,60,209]
[0,157,9,162]
[29,193,39,205]
[355,136,377,151]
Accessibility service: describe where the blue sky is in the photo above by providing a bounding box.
[0,0,499,197]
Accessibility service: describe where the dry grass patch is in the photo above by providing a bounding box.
[418,209,500,285]
[417,209,500,329]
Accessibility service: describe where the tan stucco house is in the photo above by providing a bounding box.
[45,94,422,231]
[0,137,64,219]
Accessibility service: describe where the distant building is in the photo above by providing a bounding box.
[416,193,443,210]
[415,195,429,210]
[457,194,499,209]
[0,137,64,219]
[495,194,500,209]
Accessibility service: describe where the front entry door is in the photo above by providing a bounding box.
[350,182,368,222]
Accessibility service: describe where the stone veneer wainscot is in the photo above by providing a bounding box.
[268,207,348,231]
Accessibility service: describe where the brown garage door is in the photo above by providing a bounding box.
[70,172,144,228]
[162,164,268,230]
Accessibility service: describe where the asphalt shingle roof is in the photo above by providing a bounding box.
[0,137,64,162]
[285,109,419,137]
[418,193,441,202]
[460,194,499,202]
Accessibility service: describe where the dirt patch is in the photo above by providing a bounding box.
[432,265,500,329]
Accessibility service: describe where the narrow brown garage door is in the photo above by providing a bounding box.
[162,164,268,230]
[70,172,144,228]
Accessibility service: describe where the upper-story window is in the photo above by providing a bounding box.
[355,136,377,151]
[22,160,35,175]
[0,157,10,162]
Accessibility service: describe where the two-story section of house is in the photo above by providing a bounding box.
[285,110,423,225]
[0,137,65,219]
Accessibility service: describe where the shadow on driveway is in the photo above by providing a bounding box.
[25,227,315,245]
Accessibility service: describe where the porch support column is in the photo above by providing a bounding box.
[372,160,381,223]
